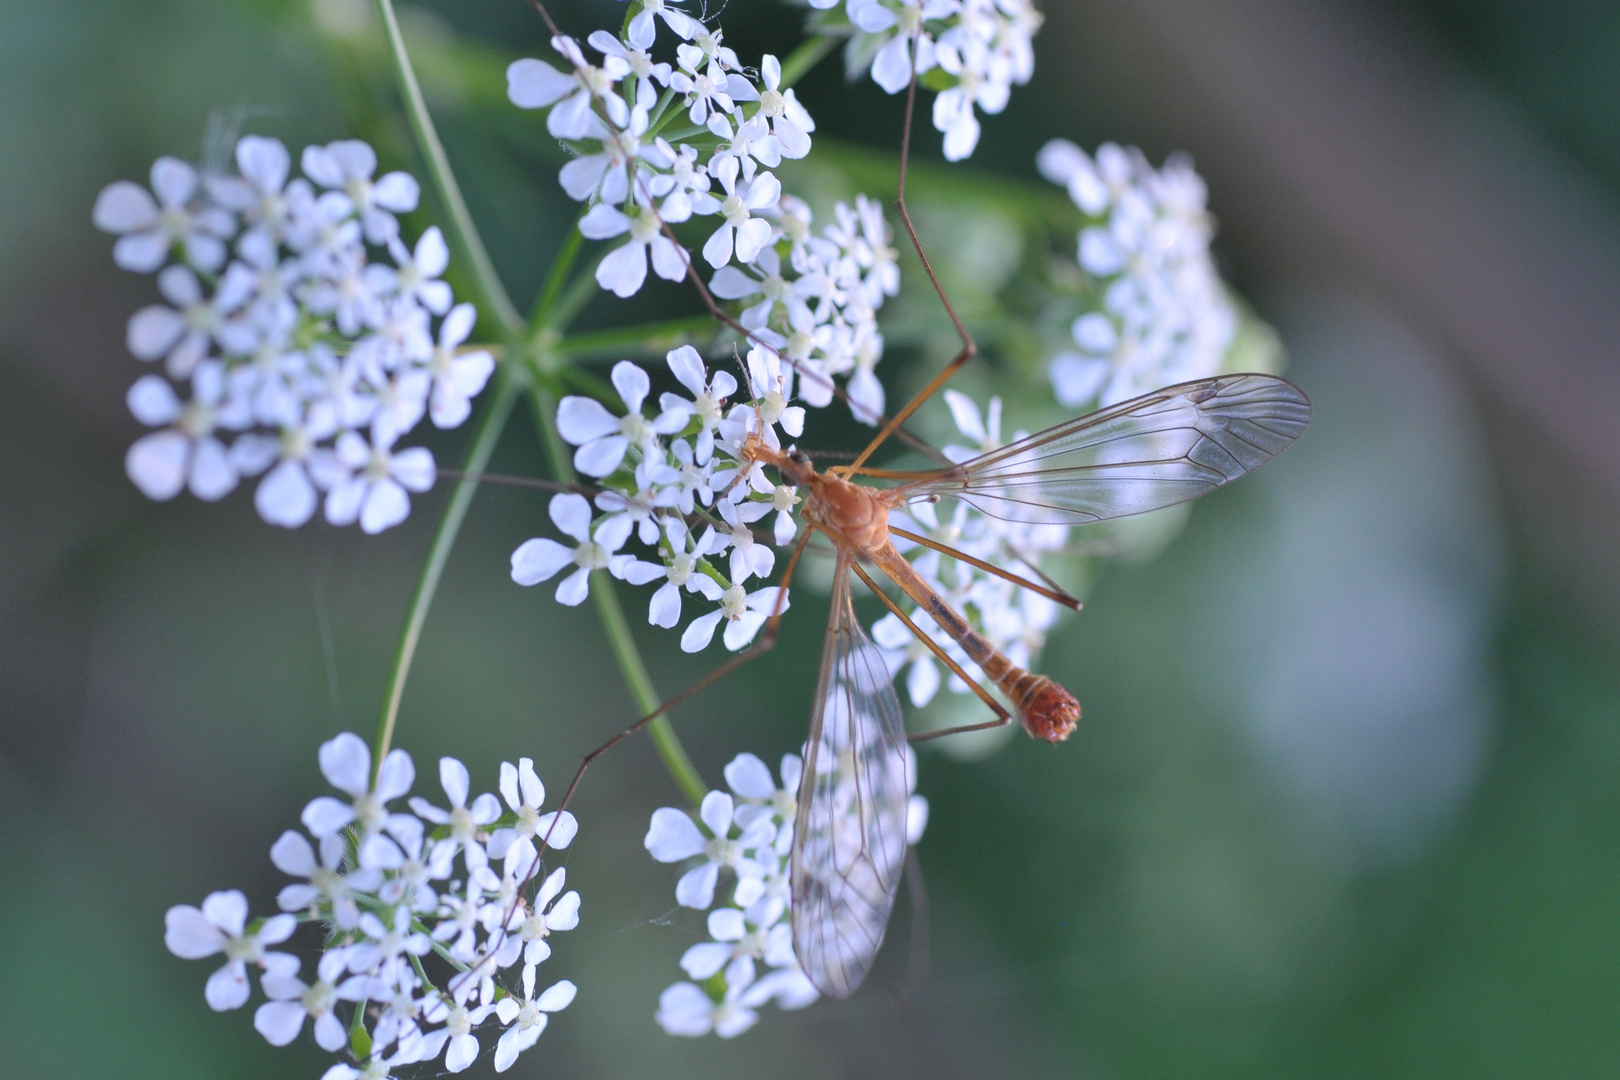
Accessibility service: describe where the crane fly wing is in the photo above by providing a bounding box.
[791,556,910,1000]
[902,373,1311,525]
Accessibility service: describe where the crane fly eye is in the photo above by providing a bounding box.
[789,448,811,465]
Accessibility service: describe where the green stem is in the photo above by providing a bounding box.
[526,381,707,808]
[373,369,522,771]
[527,224,585,340]
[778,33,838,90]
[372,0,522,333]
[555,314,721,360]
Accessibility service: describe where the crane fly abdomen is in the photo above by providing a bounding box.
[869,542,1081,742]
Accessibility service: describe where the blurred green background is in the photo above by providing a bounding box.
[3,0,1620,1077]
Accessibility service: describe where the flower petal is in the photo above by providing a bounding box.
[644,807,705,862]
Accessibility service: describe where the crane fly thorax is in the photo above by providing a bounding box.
[804,473,890,556]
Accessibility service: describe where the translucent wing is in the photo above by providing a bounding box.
[791,555,910,1000]
[901,373,1312,525]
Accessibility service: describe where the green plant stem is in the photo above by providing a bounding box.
[373,368,522,770]
[778,33,838,89]
[527,225,584,339]
[555,314,721,360]
[526,381,707,808]
[373,0,521,333]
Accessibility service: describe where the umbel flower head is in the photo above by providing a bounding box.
[163,733,579,1075]
[95,135,494,534]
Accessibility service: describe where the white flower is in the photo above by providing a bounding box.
[208,135,296,247]
[324,428,436,534]
[125,263,250,377]
[408,756,503,873]
[663,345,737,465]
[680,906,773,979]
[515,865,581,972]
[616,519,725,628]
[740,965,820,1010]
[379,225,452,314]
[239,410,344,529]
[348,905,433,976]
[627,0,699,43]
[581,198,690,298]
[492,968,576,1072]
[164,890,297,1011]
[716,498,775,584]
[941,387,1002,460]
[680,583,788,653]
[655,980,758,1038]
[506,35,628,139]
[299,731,416,838]
[255,950,365,1050]
[93,157,234,272]
[754,54,815,159]
[643,791,776,909]
[419,994,498,1073]
[702,159,780,269]
[669,50,737,126]
[487,756,579,879]
[270,828,381,929]
[510,491,631,606]
[301,139,420,244]
[554,361,690,476]
[424,303,495,429]
[724,751,801,853]
[123,362,249,502]
[851,0,943,95]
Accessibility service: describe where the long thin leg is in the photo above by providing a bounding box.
[847,46,979,473]
[888,525,1081,609]
[849,562,1012,730]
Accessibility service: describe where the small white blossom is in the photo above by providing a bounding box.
[493,968,576,1072]
[164,890,297,1011]
[510,492,632,606]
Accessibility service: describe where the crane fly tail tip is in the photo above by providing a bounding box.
[1020,681,1080,743]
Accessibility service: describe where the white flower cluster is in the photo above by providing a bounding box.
[644,750,928,1036]
[878,392,1069,707]
[507,5,902,424]
[1037,139,1237,409]
[511,346,807,653]
[809,0,1043,161]
[163,733,580,1077]
[94,137,496,533]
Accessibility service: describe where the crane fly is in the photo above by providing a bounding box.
[737,371,1312,998]
[505,0,1313,1010]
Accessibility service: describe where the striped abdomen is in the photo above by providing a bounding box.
[870,544,1080,742]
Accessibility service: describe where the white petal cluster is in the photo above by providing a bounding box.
[1037,139,1237,408]
[511,347,800,654]
[877,391,1069,706]
[810,0,1043,161]
[507,11,820,301]
[94,136,496,533]
[163,734,578,1076]
[644,749,928,1035]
